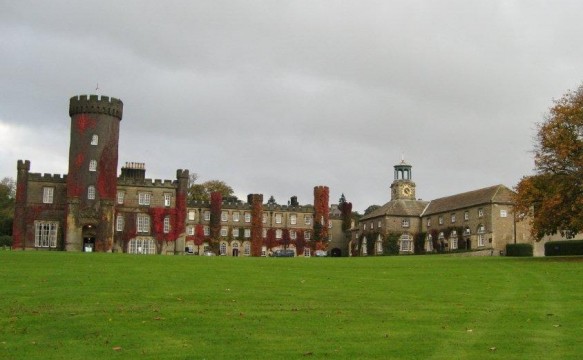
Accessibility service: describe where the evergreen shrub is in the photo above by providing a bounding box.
[545,240,583,256]
[505,243,533,257]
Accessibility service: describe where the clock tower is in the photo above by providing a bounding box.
[390,160,416,201]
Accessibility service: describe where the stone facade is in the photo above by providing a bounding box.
[12,94,344,256]
[353,161,534,255]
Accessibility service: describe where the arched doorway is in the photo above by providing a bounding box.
[82,224,96,252]
[330,248,342,257]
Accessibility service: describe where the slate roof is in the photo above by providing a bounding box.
[361,199,430,221]
[421,184,514,216]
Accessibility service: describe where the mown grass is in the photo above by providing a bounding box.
[0,252,581,359]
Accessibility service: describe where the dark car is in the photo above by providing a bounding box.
[273,249,295,257]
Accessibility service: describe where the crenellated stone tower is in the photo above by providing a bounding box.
[65,95,123,251]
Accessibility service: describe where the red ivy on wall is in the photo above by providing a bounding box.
[210,192,222,240]
[313,186,330,241]
[249,194,263,256]
[295,230,306,255]
[265,228,277,250]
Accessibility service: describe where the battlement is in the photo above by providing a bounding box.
[176,169,189,179]
[117,176,177,188]
[17,160,31,171]
[69,94,123,120]
[28,172,67,183]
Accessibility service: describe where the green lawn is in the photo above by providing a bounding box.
[0,252,581,359]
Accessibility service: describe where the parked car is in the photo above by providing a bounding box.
[273,249,295,257]
[203,250,216,256]
[314,250,327,257]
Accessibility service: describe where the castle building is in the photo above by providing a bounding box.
[12,94,345,256]
[354,161,532,255]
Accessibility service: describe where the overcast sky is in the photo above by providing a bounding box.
[1,1,582,212]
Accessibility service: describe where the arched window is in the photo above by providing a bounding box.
[400,233,412,252]
[426,234,433,252]
[477,224,486,247]
[450,230,458,250]
[219,242,227,255]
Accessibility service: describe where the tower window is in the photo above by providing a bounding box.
[87,185,96,200]
[137,214,150,233]
[42,187,54,204]
[91,134,98,145]
[116,215,124,231]
[89,160,97,172]
[164,193,171,207]
[117,191,125,204]
[34,221,58,248]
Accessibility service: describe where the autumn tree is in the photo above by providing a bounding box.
[188,178,234,202]
[515,83,583,239]
[0,177,15,238]
[338,193,353,232]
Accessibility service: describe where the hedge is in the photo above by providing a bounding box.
[0,235,12,248]
[544,240,583,256]
[506,243,533,257]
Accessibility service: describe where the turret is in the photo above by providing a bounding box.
[66,94,123,252]
[12,160,31,249]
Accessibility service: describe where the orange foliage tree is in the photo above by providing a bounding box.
[515,83,583,239]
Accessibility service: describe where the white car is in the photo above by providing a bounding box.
[314,250,327,257]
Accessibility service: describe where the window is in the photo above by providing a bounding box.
[34,221,58,248]
[117,191,125,204]
[363,223,367,230]
[464,227,471,236]
[137,214,150,233]
[477,225,485,247]
[138,192,151,206]
[426,234,433,252]
[464,211,469,221]
[116,215,124,232]
[233,212,240,222]
[304,215,312,225]
[204,226,210,236]
[232,228,239,238]
[304,248,311,257]
[221,211,228,222]
[187,226,194,236]
[275,213,282,224]
[401,218,410,228]
[500,209,508,218]
[89,160,97,172]
[305,231,311,240]
[87,185,95,200]
[451,213,456,223]
[244,229,251,238]
[427,218,431,227]
[188,210,195,221]
[400,234,412,252]
[438,216,444,225]
[376,239,383,254]
[244,242,251,256]
[362,237,368,255]
[91,134,98,145]
[42,187,54,204]
[164,193,171,207]
[370,222,374,230]
[262,213,267,224]
[328,221,333,229]
[128,237,156,254]
[244,212,251,223]
[450,231,458,250]
[276,229,282,239]
[203,211,210,221]
[262,228,267,238]
[290,214,297,225]
[220,227,228,237]
[220,242,227,255]
[290,230,297,240]
[478,208,484,218]
[378,221,382,228]
[163,216,170,233]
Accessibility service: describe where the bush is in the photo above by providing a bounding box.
[506,243,533,257]
[545,240,583,256]
[0,235,12,248]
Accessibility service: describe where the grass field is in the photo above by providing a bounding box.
[0,252,581,359]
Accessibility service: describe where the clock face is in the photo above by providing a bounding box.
[402,186,412,196]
